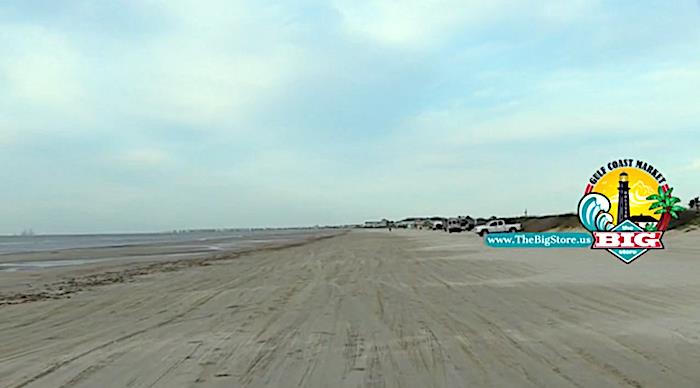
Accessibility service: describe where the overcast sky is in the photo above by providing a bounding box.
[1,1,699,234]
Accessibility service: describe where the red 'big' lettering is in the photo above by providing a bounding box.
[592,232,663,249]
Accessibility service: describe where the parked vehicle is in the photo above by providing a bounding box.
[447,218,462,233]
[460,216,476,231]
[473,219,522,236]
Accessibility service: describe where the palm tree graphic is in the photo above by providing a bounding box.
[646,186,684,231]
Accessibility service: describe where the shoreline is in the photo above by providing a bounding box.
[0,230,346,306]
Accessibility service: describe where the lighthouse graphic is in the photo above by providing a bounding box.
[617,172,630,223]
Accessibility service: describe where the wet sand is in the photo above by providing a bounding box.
[1,229,700,387]
[0,230,338,302]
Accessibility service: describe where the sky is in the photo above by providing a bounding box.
[1,0,699,234]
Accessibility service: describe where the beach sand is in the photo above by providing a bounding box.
[1,229,700,387]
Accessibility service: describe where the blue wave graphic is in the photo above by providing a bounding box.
[578,193,614,232]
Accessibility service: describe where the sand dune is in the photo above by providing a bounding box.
[1,230,700,387]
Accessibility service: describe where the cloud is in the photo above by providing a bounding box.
[0,0,312,144]
[142,45,307,127]
[332,0,598,48]
[687,159,700,171]
[117,148,172,167]
[105,2,312,128]
[392,61,700,151]
[1,27,82,108]
[0,1,699,233]
[332,0,499,48]
[0,23,92,141]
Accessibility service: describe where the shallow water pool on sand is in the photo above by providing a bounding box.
[0,259,105,272]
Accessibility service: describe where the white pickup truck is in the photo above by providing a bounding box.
[474,219,522,236]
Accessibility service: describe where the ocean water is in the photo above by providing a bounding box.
[0,229,330,272]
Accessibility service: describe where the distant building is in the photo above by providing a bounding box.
[396,217,427,229]
[395,220,413,229]
[629,214,658,229]
[364,219,390,228]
